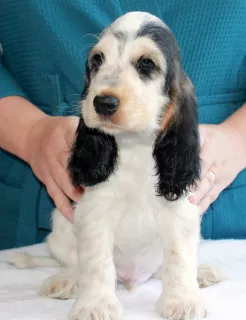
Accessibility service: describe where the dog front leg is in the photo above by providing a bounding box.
[156,199,207,320]
[69,200,123,320]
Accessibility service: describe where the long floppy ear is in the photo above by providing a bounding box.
[67,61,118,187]
[153,67,201,201]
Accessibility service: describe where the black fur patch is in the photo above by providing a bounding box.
[138,22,201,200]
[137,22,179,92]
[68,118,118,187]
[153,85,201,200]
[67,60,118,187]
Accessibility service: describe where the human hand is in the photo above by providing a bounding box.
[26,115,83,222]
[189,123,246,213]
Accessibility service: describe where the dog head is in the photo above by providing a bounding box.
[68,12,201,199]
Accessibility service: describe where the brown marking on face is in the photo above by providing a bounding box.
[100,87,132,126]
[99,81,148,131]
[161,103,175,131]
[161,89,177,131]
[112,99,149,131]
[161,74,194,132]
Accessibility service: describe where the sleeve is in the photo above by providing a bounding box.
[0,56,28,99]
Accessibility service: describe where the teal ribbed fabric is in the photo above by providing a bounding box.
[0,0,246,249]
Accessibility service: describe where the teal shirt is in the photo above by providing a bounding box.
[0,0,246,249]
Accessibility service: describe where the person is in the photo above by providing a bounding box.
[0,1,245,249]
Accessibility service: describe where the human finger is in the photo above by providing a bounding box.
[51,162,83,203]
[189,169,216,205]
[45,176,74,223]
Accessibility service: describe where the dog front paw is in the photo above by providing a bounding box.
[157,294,207,320]
[69,296,123,320]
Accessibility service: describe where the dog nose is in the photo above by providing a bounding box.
[93,95,119,116]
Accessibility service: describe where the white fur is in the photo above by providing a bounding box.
[110,11,169,34]
[43,135,206,320]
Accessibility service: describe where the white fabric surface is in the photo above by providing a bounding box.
[0,240,246,320]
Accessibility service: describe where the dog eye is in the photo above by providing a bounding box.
[90,53,104,71]
[136,57,156,78]
[138,58,155,69]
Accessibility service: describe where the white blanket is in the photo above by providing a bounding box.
[0,240,246,320]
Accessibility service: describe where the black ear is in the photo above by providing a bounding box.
[67,60,118,187]
[68,119,118,187]
[153,68,201,201]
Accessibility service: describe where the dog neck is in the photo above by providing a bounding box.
[114,131,156,150]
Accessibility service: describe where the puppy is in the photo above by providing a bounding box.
[13,12,222,320]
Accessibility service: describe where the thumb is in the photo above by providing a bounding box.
[199,124,207,147]
[66,116,80,147]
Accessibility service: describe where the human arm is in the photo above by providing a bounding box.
[0,95,82,222]
[189,103,246,213]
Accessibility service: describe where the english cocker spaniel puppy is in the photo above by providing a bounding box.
[13,12,222,320]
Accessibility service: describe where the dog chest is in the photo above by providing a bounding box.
[109,143,164,285]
